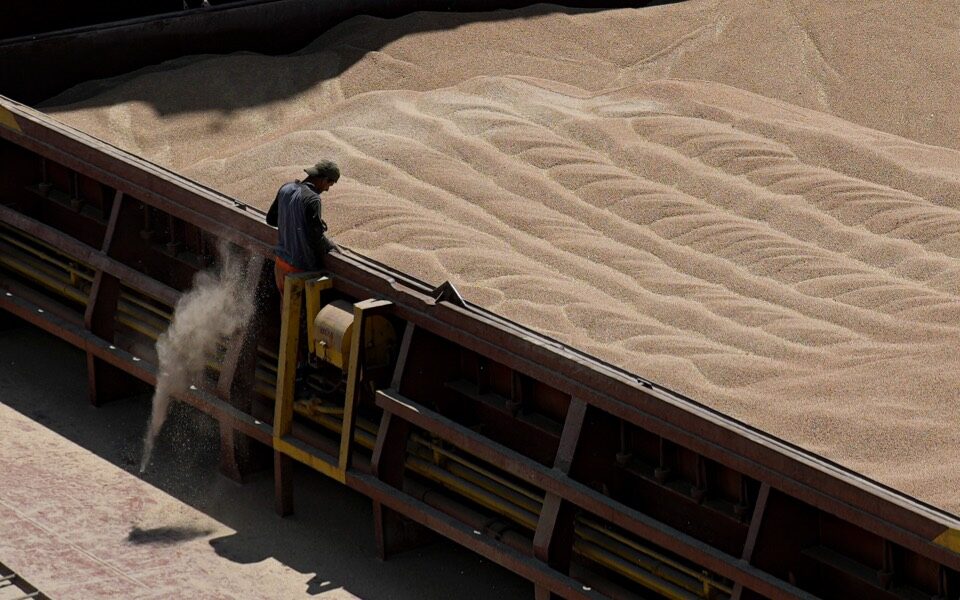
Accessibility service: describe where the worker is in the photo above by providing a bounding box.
[266,160,341,294]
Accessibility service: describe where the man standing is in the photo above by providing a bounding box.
[266,160,340,293]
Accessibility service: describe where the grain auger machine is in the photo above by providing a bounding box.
[271,272,399,491]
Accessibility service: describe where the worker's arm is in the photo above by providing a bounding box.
[265,196,279,226]
[305,195,339,253]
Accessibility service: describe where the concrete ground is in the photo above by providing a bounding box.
[0,320,531,599]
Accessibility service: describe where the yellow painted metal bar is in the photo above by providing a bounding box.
[577,515,729,592]
[274,437,344,482]
[308,412,378,452]
[446,461,543,516]
[338,298,392,475]
[338,302,368,474]
[294,400,344,416]
[405,455,540,530]
[304,276,332,355]
[576,523,725,596]
[934,528,960,554]
[0,253,88,304]
[117,301,167,333]
[272,273,312,439]
[119,290,172,321]
[0,105,22,132]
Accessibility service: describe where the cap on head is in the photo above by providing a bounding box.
[304,159,340,182]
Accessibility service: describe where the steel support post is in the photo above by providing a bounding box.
[732,483,771,600]
[533,398,587,600]
[372,323,435,558]
[338,298,392,474]
[84,191,146,405]
[272,272,311,516]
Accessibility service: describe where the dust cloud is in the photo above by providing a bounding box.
[140,243,256,473]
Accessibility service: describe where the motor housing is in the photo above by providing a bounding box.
[313,299,396,370]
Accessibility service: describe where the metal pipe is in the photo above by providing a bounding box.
[0,251,88,304]
[405,455,540,530]
[574,538,703,600]
[0,229,95,282]
[410,432,544,506]
[575,522,729,597]
[403,478,533,555]
[577,516,731,594]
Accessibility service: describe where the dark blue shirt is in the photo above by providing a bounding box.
[265,181,327,270]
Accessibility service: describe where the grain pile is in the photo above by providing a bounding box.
[46,1,960,513]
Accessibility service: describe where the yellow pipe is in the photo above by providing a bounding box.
[0,253,88,304]
[0,230,94,282]
[577,516,730,593]
[574,538,702,600]
[576,523,726,596]
[410,433,544,505]
[405,455,540,530]
[255,368,276,387]
[405,441,543,517]
[119,291,173,321]
[2,227,173,324]
[117,302,168,334]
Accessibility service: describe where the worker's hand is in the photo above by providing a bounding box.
[321,237,342,254]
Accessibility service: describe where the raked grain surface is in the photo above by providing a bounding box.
[46,1,960,514]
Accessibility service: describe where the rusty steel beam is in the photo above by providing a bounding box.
[216,254,271,483]
[731,483,773,600]
[533,398,588,600]
[82,189,146,405]
[371,322,433,559]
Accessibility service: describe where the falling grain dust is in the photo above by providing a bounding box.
[140,243,255,473]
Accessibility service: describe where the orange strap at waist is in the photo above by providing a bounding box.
[274,256,303,275]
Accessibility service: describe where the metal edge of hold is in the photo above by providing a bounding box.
[0,105,21,132]
[934,529,960,554]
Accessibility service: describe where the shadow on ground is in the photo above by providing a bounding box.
[128,525,215,545]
